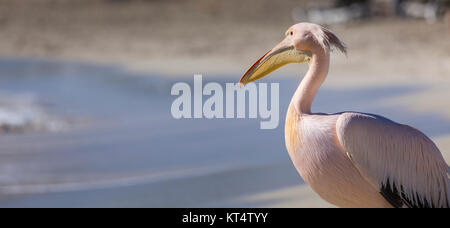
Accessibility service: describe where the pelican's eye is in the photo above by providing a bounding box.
[290,31,293,36]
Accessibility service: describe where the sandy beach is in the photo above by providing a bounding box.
[0,0,448,207]
[0,0,448,79]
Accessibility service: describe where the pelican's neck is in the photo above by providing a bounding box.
[292,49,330,114]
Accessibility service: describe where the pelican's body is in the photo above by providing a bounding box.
[240,22,449,208]
[285,110,391,207]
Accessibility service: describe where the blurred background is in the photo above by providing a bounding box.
[0,0,448,207]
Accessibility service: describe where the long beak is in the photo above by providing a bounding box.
[239,38,311,87]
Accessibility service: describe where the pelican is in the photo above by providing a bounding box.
[239,22,449,208]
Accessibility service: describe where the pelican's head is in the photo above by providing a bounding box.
[239,22,346,86]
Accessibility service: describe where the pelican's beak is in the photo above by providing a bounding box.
[239,38,311,87]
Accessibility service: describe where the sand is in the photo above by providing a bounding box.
[0,0,448,81]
